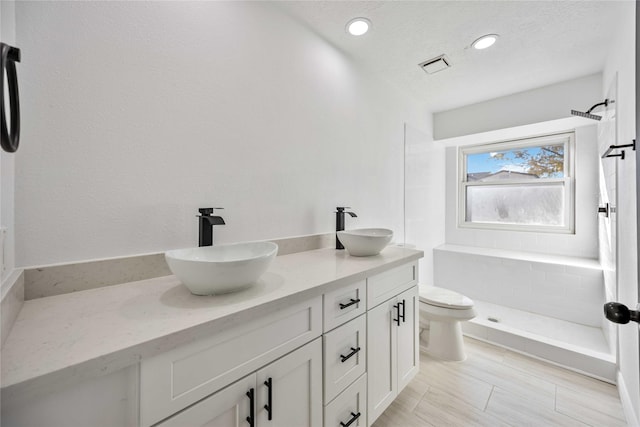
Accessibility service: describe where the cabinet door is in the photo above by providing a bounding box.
[323,280,366,332]
[367,262,417,309]
[396,286,419,392]
[141,297,322,426]
[324,374,367,427]
[256,338,323,427]
[366,298,398,425]
[323,314,367,403]
[157,373,255,427]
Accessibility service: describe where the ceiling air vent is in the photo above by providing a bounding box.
[419,54,451,75]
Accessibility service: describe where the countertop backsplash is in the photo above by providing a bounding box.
[23,233,335,300]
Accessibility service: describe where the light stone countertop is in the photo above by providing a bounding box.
[1,246,423,402]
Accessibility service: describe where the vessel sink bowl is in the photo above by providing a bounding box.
[337,228,393,257]
[165,241,278,295]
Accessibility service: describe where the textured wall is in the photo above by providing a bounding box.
[14,2,430,267]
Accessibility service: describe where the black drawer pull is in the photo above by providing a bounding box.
[340,411,361,427]
[400,299,406,323]
[393,303,401,326]
[340,346,361,363]
[246,388,255,427]
[339,298,360,310]
[264,377,273,420]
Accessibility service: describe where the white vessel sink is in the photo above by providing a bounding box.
[337,228,393,257]
[165,241,278,295]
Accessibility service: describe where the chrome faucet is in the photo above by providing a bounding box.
[336,207,357,249]
[198,207,225,247]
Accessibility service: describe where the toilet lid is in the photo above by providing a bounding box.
[419,286,473,309]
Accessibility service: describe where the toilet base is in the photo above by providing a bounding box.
[422,320,466,361]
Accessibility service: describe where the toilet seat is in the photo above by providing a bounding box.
[419,286,473,310]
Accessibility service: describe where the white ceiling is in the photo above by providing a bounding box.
[277,1,629,113]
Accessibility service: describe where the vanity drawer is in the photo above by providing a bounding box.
[367,262,417,309]
[140,296,322,427]
[323,314,366,403]
[323,280,366,332]
[324,374,367,427]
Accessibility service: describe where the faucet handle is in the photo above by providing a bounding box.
[336,207,351,212]
[199,207,224,216]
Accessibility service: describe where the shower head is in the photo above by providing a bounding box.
[570,99,613,121]
[570,109,602,121]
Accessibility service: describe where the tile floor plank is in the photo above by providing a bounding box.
[556,385,627,427]
[502,349,620,398]
[417,357,494,411]
[413,386,511,427]
[370,337,627,427]
[486,386,589,427]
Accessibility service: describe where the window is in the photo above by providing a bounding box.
[459,132,575,233]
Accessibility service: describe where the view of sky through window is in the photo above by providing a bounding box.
[466,144,564,179]
[461,135,572,231]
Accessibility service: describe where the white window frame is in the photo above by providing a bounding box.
[458,132,575,234]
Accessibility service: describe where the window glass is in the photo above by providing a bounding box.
[465,183,565,226]
[459,133,573,233]
[466,144,565,182]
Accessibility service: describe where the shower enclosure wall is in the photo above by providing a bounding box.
[406,121,614,381]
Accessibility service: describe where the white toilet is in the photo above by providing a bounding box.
[419,286,476,361]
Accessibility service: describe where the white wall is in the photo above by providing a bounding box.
[434,74,602,140]
[404,121,445,283]
[602,1,639,424]
[13,1,430,267]
[434,246,604,327]
[1,0,17,283]
[443,123,599,259]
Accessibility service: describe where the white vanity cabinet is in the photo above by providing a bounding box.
[140,296,323,426]
[1,248,424,427]
[156,372,255,427]
[158,338,323,427]
[366,264,419,426]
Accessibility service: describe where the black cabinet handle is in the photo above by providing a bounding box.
[400,299,406,323]
[605,302,640,324]
[339,298,360,310]
[263,377,273,420]
[1,43,21,153]
[339,346,361,363]
[246,388,255,427]
[393,303,401,326]
[340,411,361,427]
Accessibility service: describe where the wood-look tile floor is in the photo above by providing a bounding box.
[372,336,627,427]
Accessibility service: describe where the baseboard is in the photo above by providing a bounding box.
[1,268,24,348]
[618,370,640,427]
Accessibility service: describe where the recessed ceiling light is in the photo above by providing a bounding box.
[472,34,499,50]
[346,18,371,36]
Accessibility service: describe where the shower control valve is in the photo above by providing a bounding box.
[597,203,609,217]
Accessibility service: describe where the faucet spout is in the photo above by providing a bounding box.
[336,207,357,250]
[203,216,225,226]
